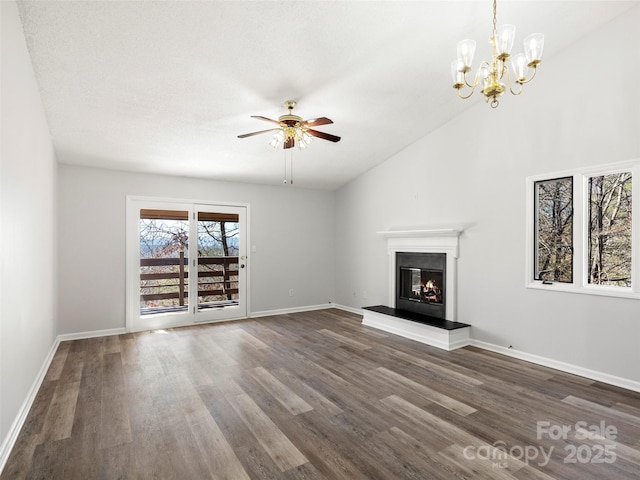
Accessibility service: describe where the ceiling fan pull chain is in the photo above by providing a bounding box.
[283,150,287,184]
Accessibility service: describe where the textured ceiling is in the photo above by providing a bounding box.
[17,1,639,189]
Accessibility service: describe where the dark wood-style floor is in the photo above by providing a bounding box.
[3,309,640,479]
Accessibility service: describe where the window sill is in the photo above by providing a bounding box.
[526,281,640,300]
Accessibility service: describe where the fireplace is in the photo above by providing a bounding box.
[396,252,446,318]
[361,228,470,351]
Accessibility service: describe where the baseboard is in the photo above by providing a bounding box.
[329,304,363,315]
[0,337,60,474]
[470,339,640,393]
[250,303,334,318]
[57,327,128,342]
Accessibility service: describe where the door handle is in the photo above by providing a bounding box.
[240,264,245,268]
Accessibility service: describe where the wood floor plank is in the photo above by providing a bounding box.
[248,366,314,416]
[271,367,343,418]
[375,366,477,416]
[184,407,251,480]
[316,328,371,350]
[43,341,70,382]
[437,443,526,480]
[229,392,309,472]
[273,410,370,479]
[372,427,456,480]
[38,380,81,443]
[562,394,640,427]
[374,342,484,387]
[100,380,133,449]
[379,394,528,470]
[3,308,640,480]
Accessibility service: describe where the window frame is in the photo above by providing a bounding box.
[533,175,574,284]
[526,159,640,299]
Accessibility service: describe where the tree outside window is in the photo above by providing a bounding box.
[535,177,573,283]
[588,172,632,286]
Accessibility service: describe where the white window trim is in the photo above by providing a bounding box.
[525,159,640,300]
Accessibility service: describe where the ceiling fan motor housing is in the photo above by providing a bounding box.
[279,101,302,125]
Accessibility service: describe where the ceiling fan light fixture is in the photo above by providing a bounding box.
[270,129,285,148]
[238,100,340,149]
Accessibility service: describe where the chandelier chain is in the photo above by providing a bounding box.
[492,0,497,37]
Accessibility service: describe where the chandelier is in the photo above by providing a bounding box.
[451,0,544,108]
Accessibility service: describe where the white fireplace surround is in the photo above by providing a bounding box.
[361,228,470,351]
[379,228,461,321]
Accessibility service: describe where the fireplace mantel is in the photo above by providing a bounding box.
[377,228,462,239]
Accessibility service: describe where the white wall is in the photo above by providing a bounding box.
[1,0,58,447]
[57,165,335,334]
[335,6,640,383]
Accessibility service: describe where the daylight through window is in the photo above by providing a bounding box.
[588,172,632,287]
[534,177,573,283]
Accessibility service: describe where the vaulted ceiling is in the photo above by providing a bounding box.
[17,1,639,189]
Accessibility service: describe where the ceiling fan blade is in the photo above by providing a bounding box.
[303,117,333,127]
[251,115,282,126]
[237,128,280,139]
[307,129,341,143]
[284,137,295,149]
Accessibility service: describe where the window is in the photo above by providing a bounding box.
[527,160,639,299]
[534,177,573,283]
[588,172,632,286]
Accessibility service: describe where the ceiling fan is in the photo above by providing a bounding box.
[238,101,341,149]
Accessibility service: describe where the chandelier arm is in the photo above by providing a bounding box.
[457,85,478,100]
[462,69,477,89]
[503,65,524,96]
[518,66,538,85]
[509,81,524,96]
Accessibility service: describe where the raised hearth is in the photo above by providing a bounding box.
[362,306,470,351]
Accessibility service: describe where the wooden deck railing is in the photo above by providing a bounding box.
[140,252,239,306]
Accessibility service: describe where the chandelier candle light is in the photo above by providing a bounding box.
[452,0,544,108]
